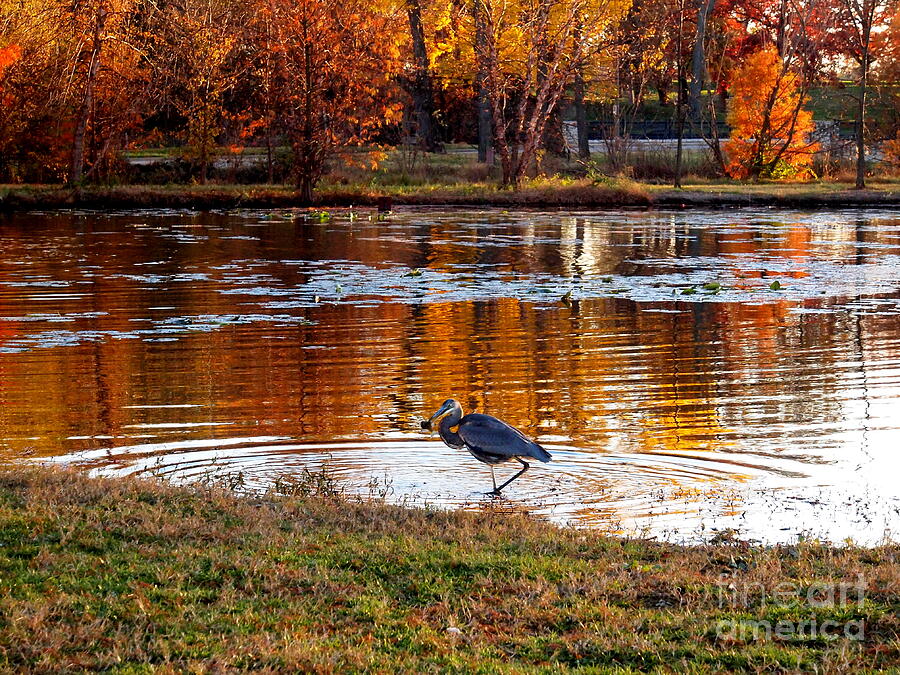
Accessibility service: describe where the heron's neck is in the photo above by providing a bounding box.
[438,410,464,449]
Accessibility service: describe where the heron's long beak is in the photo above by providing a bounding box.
[425,401,454,430]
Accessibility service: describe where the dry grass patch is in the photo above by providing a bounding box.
[1,466,898,672]
[5,179,900,211]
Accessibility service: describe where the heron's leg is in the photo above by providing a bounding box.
[490,466,497,492]
[494,458,529,493]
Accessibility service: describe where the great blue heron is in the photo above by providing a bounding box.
[421,398,551,494]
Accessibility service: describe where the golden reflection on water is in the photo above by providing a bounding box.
[1,209,899,543]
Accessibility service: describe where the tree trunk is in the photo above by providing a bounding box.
[69,7,107,185]
[300,174,313,203]
[266,129,274,184]
[657,82,669,106]
[477,86,492,163]
[855,48,869,189]
[474,0,492,163]
[675,0,685,188]
[500,148,517,187]
[406,0,439,151]
[689,0,714,123]
[574,69,590,160]
[541,105,566,157]
[706,95,727,175]
[295,40,316,203]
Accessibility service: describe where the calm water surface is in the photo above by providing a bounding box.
[1,207,899,544]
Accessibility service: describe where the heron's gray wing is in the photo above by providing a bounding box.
[457,414,552,462]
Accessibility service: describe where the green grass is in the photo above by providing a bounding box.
[0,466,898,672]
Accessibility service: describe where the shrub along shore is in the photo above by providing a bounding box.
[0,466,897,671]
[3,180,900,213]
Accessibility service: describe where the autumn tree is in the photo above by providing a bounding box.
[152,0,248,184]
[833,0,898,188]
[66,1,108,184]
[0,43,19,82]
[258,0,403,201]
[425,0,493,157]
[724,45,816,179]
[872,6,900,165]
[242,2,281,182]
[688,0,716,121]
[0,0,71,181]
[610,0,684,172]
[694,0,836,172]
[473,0,493,160]
[0,42,21,137]
[616,0,678,110]
[0,0,160,183]
[403,0,440,150]
[66,0,161,184]
[474,0,626,187]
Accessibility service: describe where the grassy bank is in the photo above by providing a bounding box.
[0,180,652,211]
[4,179,900,213]
[1,467,897,672]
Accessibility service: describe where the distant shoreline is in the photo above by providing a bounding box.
[3,182,900,213]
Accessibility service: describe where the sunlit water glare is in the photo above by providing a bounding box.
[2,208,899,544]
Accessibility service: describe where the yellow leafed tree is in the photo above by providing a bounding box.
[428,0,627,186]
[480,0,628,186]
[725,45,817,180]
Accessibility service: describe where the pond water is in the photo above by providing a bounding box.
[1,207,899,545]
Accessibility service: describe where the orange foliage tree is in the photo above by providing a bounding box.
[0,43,18,76]
[833,0,898,187]
[0,0,158,183]
[725,45,817,179]
[81,5,159,183]
[873,5,900,169]
[0,43,18,117]
[883,134,900,168]
[0,0,72,181]
[255,0,404,202]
